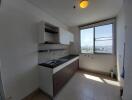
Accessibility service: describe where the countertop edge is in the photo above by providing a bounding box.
[53,56,79,74]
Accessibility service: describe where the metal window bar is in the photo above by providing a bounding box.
[95,37,112,39]
[95,39,112,41]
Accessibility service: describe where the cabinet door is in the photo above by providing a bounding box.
[75,59,79,70]
[53,63,72,96]
[53,59,79,96]
[38,21,45,43]
[59,28,74,45]
[72,59,79,75]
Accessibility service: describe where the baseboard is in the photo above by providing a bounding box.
[78,68,117,80]
[22,88,53,100]
[39,89,53,99]
[22,88,40,100]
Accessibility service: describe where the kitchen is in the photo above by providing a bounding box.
[0,0,132,100]
[37,21,79,98]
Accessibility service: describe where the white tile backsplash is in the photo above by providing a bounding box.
[38,44,70,63]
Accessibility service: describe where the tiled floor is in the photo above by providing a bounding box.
[24,71,121,100]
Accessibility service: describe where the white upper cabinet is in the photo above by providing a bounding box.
[38,21,74,45]
[38,21,59,44]
[59,28,74,45]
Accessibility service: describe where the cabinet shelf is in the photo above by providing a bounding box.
[38,49,66,53]
[39,21,59,43]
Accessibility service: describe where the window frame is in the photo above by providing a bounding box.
[80,18,116,55]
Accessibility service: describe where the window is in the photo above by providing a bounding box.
[81,28,94,53]
[80,20,114,54]
[95,24,113,53]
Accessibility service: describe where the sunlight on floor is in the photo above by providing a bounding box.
[83,73,120,87]
[83,74,104,83]
[103,79,120,87]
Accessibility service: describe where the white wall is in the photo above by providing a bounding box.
[70,27,116,74]
[0,0,68,100]
[123,0,132,99]
[79,54,116,73]
[116,7,125,85]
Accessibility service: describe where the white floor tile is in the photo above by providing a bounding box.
[55,71,120,100]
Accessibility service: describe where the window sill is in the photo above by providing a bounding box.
[80,53,114,55]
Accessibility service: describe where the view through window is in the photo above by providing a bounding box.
[81,28,94,53]
[81,24,113,54]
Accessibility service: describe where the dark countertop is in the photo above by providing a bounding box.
[39,55,79,68]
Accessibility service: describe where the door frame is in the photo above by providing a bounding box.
[0,73,5,100]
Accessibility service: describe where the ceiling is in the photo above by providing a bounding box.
[27,0,123,27]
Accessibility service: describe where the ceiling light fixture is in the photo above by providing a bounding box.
[80,0,89,8]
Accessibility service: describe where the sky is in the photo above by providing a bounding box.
[81,24,113,47]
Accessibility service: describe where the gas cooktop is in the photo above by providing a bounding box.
[39,55,78,68]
